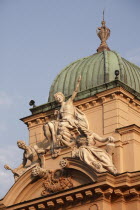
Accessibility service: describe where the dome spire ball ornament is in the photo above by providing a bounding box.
[96,10,111,53]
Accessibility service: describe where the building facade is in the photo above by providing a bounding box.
[1,18,140,210]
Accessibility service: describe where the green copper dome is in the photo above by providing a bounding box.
[48,50,140,102]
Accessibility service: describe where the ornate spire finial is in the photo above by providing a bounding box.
[96,11,110,52]
[103,9,104,21]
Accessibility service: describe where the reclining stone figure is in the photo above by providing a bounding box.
[60,134,117,175]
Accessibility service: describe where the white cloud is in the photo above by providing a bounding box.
[0,171,13,198]
[125,48,140,66]
[0,91,13,106]
[0,145,22,168]
[0,145,23,198]
[128,55,140,65]
[0,123,7,132]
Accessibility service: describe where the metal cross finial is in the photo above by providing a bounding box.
[103,9,105,21]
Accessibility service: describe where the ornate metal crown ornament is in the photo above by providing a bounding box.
[96,10,110,52]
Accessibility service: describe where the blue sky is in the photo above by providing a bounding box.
[0,0,140,198]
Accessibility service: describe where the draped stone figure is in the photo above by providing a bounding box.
[43,76,89,153]
[60,135,117,175]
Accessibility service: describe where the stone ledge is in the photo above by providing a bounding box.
[3,171,140,210]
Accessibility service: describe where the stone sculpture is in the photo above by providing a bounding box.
[31,166,48,178]
[4,76,117,183]
[43,76,89,154]
[4,164,21,182]
[43,75,117,175]
[41,169,73,196]
[60,135,117,174]
[16,140,45,167]
[31,166,73,196]
[4,140,46,181]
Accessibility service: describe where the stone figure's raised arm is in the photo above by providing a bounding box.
[88,132,115,145]
[71,75,81,101]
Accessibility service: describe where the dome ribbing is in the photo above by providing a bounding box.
[48,50,140,102]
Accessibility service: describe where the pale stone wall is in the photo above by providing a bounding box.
[22,87,140,174]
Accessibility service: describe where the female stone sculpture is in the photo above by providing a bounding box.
[60,135,117,174]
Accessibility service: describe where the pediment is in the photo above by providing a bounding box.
[2,160,97,207]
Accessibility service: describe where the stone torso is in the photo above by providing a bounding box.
[60,98,75,121]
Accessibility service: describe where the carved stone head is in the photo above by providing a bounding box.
[17,140,26,150]
[54,92,65,103]
[76,136,88,147]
